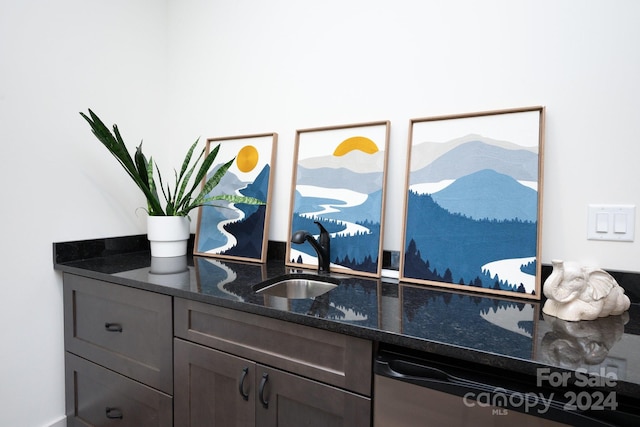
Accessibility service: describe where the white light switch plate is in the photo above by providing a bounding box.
[587,204,635,241]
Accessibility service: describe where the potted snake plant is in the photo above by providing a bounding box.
[80,109,264,257]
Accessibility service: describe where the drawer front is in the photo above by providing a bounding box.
[64,273,173,394]
[65,353,172,427]
[174,298,372,396]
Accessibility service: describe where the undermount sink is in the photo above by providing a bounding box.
[254,277,338,299]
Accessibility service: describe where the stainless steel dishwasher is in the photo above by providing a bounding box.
[373,345,639,426]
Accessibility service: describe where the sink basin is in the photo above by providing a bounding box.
[254,278,338,299]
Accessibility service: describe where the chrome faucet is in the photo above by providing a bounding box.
[291,221,331,274]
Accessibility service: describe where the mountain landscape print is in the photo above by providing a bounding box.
[287,121,390,277]
[194,133,277,262]
[401,107,544,298]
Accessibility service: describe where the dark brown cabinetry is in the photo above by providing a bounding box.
[62,274,372,426]
[173,298,372,426]
[63,274,173,426]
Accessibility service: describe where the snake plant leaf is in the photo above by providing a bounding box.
[185,194,264,214]
[134,144,149,189]
[80,109,263,217]
[135,144,163,215]
[198,194,265,206]
[81,110,164,215]
[81,111,136,175]
[154,163,169,208]
[177,139,201,183]
[186,158,236,212]
[145,157,163,215]
[174,147,202,212]
[176,144,223,214]
[166,182,174,209]
[194,157,234,203]
[193,144,221,189]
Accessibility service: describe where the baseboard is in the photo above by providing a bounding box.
[48,416,66,427]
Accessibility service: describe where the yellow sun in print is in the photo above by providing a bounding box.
[236,145,259,173]
[333,136,379,156]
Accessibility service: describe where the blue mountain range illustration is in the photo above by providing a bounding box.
[239,165,270,201]
[196,165,270,258]
[431,169,538,221]
[297,165,383,195]
[411,140,538,183]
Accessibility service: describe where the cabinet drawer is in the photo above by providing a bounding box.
[64,274,173,393]
[65,353,172,427]
[174,298,372,396]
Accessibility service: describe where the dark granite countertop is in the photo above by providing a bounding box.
[53,235,640,400]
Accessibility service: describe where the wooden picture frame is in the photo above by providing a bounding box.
[286,121,390,277]
[400,107,545,299]
[194,133,277,263]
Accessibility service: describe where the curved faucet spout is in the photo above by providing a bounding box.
[290,221,331,274]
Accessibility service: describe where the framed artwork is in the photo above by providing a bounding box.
[286,121,390,277]
[194,133,277,263]
[400,107,545,299]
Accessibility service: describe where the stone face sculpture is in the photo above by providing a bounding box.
[542,260,631,321]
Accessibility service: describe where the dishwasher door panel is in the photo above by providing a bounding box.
[373,374,571,427]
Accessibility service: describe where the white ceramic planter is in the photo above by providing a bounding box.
[147,216,191,257]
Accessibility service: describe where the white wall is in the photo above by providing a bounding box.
[1,0,639,425]
[0,1,168,425]
[167,0,640,270]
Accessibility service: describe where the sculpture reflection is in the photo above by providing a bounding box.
[540,312,628,369]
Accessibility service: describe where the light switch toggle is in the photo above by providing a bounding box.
[587,205,635,242]
[614,213,627,234]
[596,212,609,233]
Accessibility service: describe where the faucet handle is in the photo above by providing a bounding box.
[313,221,330,246]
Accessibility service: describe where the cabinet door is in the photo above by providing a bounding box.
[256,365,371,427]
[174,338,256,427]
